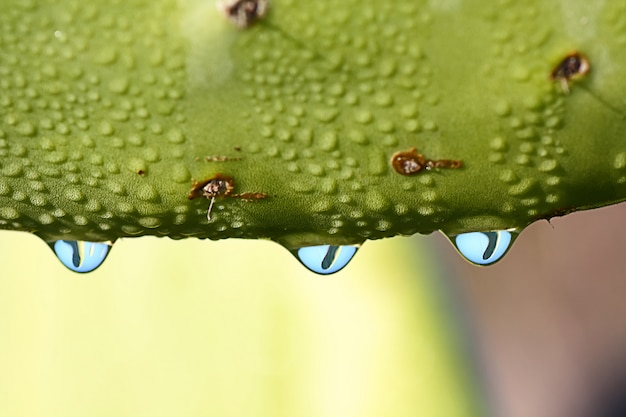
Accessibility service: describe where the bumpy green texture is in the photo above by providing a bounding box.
[1,0,626,248]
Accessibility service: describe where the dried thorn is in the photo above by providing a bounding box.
[233,192,268,201]
[550,52,589,94]
[217,0,269,29]
[207,196,216,221]
[391,147,462,176]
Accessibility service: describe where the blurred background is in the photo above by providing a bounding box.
[1,203,626,417]
[436,202,626,417]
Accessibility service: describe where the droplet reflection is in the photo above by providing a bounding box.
[451,230,514,265]
[50,240,113,273]
[292,244,359,275]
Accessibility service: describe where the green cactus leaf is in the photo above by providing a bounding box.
[1,0,625,248]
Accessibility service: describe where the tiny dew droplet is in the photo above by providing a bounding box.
[449,230,515,265]
[291,245,360,275]
[49,240,114,273]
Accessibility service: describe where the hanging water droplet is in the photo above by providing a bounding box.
[49,240,113,273]
[449,230,516,265]
[291,244,360,275]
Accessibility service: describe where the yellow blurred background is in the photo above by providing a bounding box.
[0,231,481,417]
[3,204,626,417]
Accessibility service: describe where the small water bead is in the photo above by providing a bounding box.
[138,217,161,228]
[344,92,359,106]
[314,107,339,123]
[538,159,558,172]
[121,225,143,235]
[488,153,505,163]
[105,180,125,195]
[127,133,144,146]
[330,218,344,228]
[260,126,273,138]
[57,126,72,139]
[286,162,299,173]
[421,190,439,203]
[111,110,130,121]
[127,158,147,174]
[508,177,537,196]
[499,169,518,183]
[520,197,540,207]
[52,208,66,218]
[490,137,507,151]
[29,194,48,206]
[545,194,560,204]
[84,177,99,187]
[519,142,534,154]
[374,92,394,107]
[49,240,113,273]
[108,76,129,94]
[73,215,89,226]
[39,213,54,225]
[142,147,159,162]
[64,187,84,202]
[89,154,104,166]
[514,154,531,165]
[527,208,540,217]
[16,121,36,137]
[12,190,27,202]
[81,136,96,148]
[311,199,333,213]
[117,202,135,214]
[614,153,626,170]
[171,164,191,183]
[516,127,537,140]
[326,160,340,170]
[296,129,313,146]
[376,119,395,133]
[318,131,338,151]
[230,220,244,229]
[336,194,352,205]
[85,199,102,212]
[291,244,359,275]
[423,120,437,131]
[364,190,391,212]
[99,121,115,136]
[0,181,10,195]
[375,220,393,231]
[417,206,436,216]
[395,204,409,215]
[350,181,364,192]
[307,164,325,176]
[354,109,373,124]
[0,207,19,219]
[493,100,512,116]
[401,181,415,191]
[320,178,338,194]
[45,151,68,164]
[451,230,515,265]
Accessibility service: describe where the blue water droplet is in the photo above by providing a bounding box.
[50,240,113,273]
[451,230,514,265]
[292,245,359,275]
